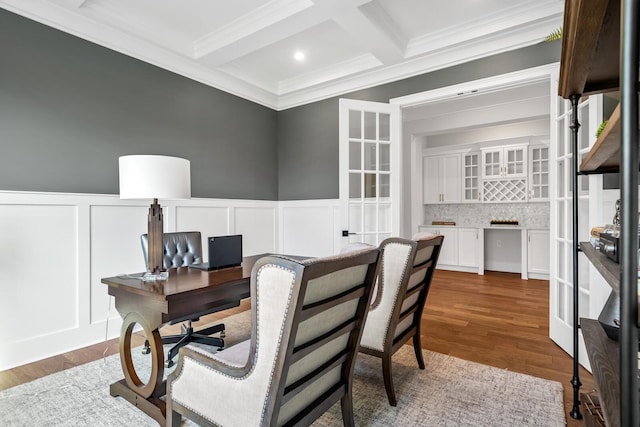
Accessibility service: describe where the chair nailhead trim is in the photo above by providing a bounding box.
[172,263,296,426]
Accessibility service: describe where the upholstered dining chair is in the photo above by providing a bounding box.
[359,233,444,406]
[166,247,380,427]
[141,231,231,366]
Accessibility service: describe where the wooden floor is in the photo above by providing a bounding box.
[0,269,593,426]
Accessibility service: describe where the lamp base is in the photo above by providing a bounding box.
[141,271,169,281]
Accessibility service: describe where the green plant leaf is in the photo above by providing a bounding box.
[544,27,563,42]
[596,120,608,138]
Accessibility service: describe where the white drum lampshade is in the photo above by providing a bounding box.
[119,155,191,200]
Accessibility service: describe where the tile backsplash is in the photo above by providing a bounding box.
[423,202,550,228]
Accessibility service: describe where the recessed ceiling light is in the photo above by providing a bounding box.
[294,51,305,61]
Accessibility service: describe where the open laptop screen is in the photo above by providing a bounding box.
[208,234,243,269]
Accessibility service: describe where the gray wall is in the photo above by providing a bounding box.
[277,41,562,200]
[1,8,561,202]
[0,9,278,200]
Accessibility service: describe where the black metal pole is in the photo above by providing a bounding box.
[569,94,582,420]
[619,1,639,426]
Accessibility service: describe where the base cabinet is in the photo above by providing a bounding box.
[418,226,479,270]
[458,228,479,268]
[527,229,549,277]
[418,227,458,266]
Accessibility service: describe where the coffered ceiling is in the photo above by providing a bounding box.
[0,0,564,110]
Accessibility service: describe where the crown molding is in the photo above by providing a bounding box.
[80,0,192,55]
[275,17,562,110]
[406,1,563,58]
[0,0,563,112]
[0,0,279,108]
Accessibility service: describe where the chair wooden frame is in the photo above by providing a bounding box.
[359,235,444,406]
[166,248,380,427]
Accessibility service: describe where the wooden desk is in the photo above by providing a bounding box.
[102,254,263,426]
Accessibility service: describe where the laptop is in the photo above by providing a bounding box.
[190,234,243,271]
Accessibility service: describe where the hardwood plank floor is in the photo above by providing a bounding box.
[0,270,593,426]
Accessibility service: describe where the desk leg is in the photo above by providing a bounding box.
[111,311,166,426]
[110,379,166,425]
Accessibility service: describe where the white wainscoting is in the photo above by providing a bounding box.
[0,192,344,371]
[278,199,342,257]
[0,191,279,371]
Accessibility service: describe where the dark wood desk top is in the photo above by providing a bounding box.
[102,254,267,300]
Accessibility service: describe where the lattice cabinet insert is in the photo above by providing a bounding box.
[482,179,527,203]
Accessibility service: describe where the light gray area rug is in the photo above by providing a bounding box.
[0,310,565,426]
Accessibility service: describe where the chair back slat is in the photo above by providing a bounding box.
[272,248,379,427]
[359,234,444,407]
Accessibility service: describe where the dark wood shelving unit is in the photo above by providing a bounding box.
[579,242,620,295]
[558,0,620,99]
[560,0,639,425]
[580,319,620,427]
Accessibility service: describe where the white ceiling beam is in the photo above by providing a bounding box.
[330,0,405,64]
[194,0,372,65]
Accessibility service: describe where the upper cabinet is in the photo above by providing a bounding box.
[422,141,549,204]
[529,144,550,201]
[481,145,527,179]
[481,145,528,203]
[462,152,481,202]
[423,154,461,204]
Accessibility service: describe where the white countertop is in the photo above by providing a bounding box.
[420,224,549,231]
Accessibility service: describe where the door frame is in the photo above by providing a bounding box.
[389,63,561,236]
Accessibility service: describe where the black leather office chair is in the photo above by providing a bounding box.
[141,231,233,367]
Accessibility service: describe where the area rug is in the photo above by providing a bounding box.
[0,311,565,426]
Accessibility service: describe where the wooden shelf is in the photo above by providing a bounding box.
[579,103,621,173]
[580,241,620,294]
[558,0,621,98]
[581,318,621,427]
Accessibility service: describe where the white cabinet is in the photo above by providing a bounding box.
[528,145,550,201]
[423,154,460,203]
[418,226,480,269]
[462,152,481,202]
[527,229,549,277]
[418,226,458,265]
[481,145,527,179]
[458,228,479,267]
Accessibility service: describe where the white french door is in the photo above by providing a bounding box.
[339,99,400,246]
[550,89,604,368]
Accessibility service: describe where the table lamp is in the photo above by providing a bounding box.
[119,155,191,280]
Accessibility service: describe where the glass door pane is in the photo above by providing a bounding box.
[340,99,398,247]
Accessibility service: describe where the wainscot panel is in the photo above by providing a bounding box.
[0,191,278,371]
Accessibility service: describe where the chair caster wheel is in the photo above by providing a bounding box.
[165,359,174,368]
[141,347,150,355]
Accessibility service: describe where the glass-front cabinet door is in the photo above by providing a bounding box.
[481,146,527,179]
[482,149,502,179]
[504,146,527,177]
[463,152,480,202]
[529,144,550,201]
